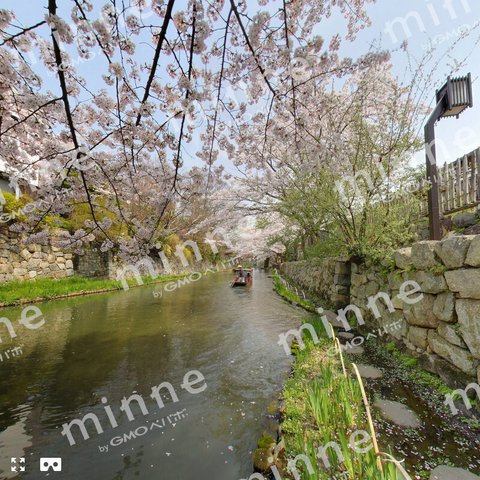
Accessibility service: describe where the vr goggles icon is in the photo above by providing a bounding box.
[40,458,62,472]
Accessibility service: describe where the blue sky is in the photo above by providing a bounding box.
[3,0,480,173]
[357,0,480,166]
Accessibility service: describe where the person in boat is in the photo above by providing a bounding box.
[237,265,244,278]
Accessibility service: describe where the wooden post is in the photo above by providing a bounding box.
[476,148,480,203]
[442,162,448,212]
[458,157,462,208]
[425,118,442,240]
[424,78,473,238]
[462,155,468,207]
[449,162,454,212]
[470,152,476,204]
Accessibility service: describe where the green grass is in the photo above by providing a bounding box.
[0,273,188,306]
[257,433,276,448]
[272,272,316,312]
[382,342,454,396]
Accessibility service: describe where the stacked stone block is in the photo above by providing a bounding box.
[280,257,351,308]
[281,235,480,386]
[350,236,480,386]
[0,231,74,282]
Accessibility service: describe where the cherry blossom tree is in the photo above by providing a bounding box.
[0,0,380,256]
[229,26,480,261]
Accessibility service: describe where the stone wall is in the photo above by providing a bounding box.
[0,230,74,282]
[280,257,351,308]
[0,227,227,286]
[74,246,222,281]
[281,235,480,387]
[74,247,112,278]
[350,236,480,386]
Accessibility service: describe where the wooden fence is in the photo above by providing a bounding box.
[439,147,480,215]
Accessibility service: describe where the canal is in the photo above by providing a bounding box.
[0,270,305,480]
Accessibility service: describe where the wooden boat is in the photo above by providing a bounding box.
[231,267,253,287]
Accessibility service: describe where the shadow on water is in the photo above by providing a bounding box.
[0,270,308,480]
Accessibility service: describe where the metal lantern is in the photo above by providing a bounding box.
[436,73,473,119]
[425,73,473,240]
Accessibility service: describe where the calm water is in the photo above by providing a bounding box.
[0,271,305,480]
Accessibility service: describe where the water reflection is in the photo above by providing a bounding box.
[0,271,308,480]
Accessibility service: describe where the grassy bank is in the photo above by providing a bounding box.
[273,279,404,479]
[272,271,316,312]
[0,273,188,307]
[280,329,402,479]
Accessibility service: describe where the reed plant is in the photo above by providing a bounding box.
[273,273,411,479]
[280,322,406,479]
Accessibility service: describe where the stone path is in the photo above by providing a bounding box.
[356,364,383,379]
[337,331,355,340]
[373,399,422,428]
[321,309,345,329]
[430,466,480,480]
[345,345,364,354]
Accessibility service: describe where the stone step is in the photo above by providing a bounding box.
[355,364,383,379]
[430,466,480,480]
[373,399,422,428]
[344,345,364,355]
[337,332,355,340]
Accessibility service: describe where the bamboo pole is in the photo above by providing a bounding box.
[335,337,347,378]
[352,363,383,472]
[380,452,413,480]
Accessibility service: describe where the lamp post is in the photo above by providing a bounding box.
[425,73,473,240]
